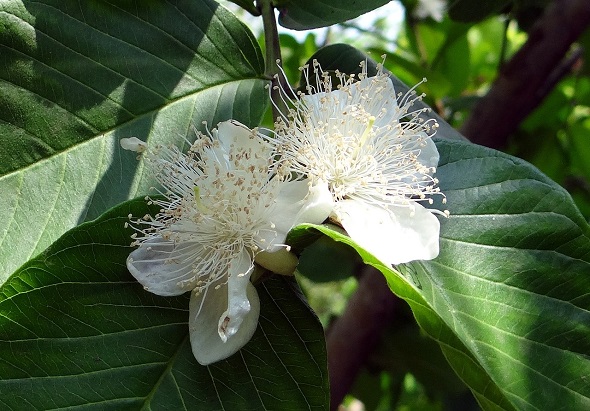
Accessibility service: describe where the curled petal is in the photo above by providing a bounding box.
[188,248,259,365]
[219,248,255,342]
[127,237,198,296]
[270,180,334,240]
[332,199,440,265]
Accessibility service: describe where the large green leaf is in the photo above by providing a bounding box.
[0,0,268,282]
[291,139,590,410]
[275,0,389,30]
[0,198,328,410]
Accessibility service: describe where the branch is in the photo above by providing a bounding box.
[460,0,590,149]
[326,267,399,410]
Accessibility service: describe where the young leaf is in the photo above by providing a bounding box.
[0,199,328,410]
[276,0,389,30]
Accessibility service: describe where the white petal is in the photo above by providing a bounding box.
[188,249,260,365]
[220,248,255,341]
[417,134,439,169]
[281,180,334,226]
[332,199,440,265]
[216,120,270,156]
[348,76,403,130]
[399,133,440,186]
[127,237,198,296]
[267,180,334,245]
[299,181,336,224]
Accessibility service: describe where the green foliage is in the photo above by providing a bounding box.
[292,138,590,410]
[448,0,511,22]
[2,0,590,409]
[0,0,268,282]
[0,198,329,410]
[275,0,389,30]
[298,235,363,283]
[228,0,260,15]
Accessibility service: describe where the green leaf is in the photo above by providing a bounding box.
[448,0,511,22]
[291,139,590,410]
[0,198,328,410]
[228,0,261,16]
[275,0,389,30]
[297,233,362,282]
[0,0,268,282]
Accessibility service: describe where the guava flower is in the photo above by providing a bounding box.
[413,0,446,22]
[272,60,446,266]
[120,120,332,365]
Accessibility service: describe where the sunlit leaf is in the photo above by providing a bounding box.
[0,0,268,282]
[291,138,590,410]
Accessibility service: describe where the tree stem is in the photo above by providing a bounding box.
[326,267,399,410]
[461,0,590,149]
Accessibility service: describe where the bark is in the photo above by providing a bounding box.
[461,0,590,149]
[326,267,399,410]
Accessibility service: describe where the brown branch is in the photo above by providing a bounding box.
[460,0,590,150]
[326,267,399,410]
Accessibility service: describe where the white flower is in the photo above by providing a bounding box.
[272,60,446,266]
[120,120,332,365]
[413,0,446,22]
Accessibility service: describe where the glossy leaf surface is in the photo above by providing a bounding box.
[0,0,268,281]
[292,139,590,410]
[276,0,389,30]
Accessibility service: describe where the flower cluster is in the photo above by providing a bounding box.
[121,121,331,365]
[122,60,445,366]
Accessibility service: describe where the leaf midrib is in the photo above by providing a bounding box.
[140,332,190,410]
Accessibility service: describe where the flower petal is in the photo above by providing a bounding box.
[188,248,260,365]
[221,248,255,341]
[119,137,147,153]
[256,180,334,251]
[274,180,334,234]
[332,199,440,265]
[216,120,270,156]
[127,237,199,296]
[417,133,439,169]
